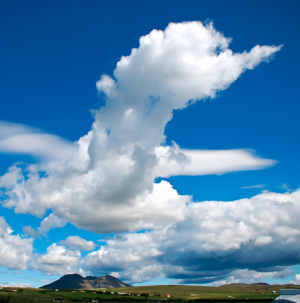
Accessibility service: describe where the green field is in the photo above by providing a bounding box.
[0,288,147,303]
[111,283,299,299]
[1,283,299,303]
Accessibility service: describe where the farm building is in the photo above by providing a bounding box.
[272,289,300,303]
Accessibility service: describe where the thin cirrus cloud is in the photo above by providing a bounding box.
[156,147,275,177]
[0,120,76,169]
[241,184,266,189]
[0,21,281,236]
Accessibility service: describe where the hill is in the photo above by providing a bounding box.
[39,274,132,289]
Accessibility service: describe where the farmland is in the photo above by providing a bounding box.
[111,283,299,299]
[1,283,299,303]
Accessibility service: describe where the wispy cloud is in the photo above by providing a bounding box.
[0,120,76,171]
[278,183,292,192]
[241,184,265,189]
[0,282,33,287]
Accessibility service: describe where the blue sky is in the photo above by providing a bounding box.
[0,0,300,288]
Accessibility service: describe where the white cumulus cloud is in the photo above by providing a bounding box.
[22,213,66,238]
[23,225,40,237]
[31,243,82,276]
[38,213,67,235]
[292,273,300,284]
[0,217,33,270]
[59,236,97,251]
[82,189,300,284]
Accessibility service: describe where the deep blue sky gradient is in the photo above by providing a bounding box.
[1,0,299,202]
[0,0,299,286]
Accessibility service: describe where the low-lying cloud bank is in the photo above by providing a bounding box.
[82,189,300,284]
[0,21,291,284]
[28,189,300,284]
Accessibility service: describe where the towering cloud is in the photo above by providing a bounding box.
[0,21,291,284]
[0,21,280,235]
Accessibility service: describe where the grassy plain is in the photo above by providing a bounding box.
[0,288,144,303]
[111,283,300,299]
[1,283,299,303]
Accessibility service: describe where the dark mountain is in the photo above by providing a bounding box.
[39,274,132,289]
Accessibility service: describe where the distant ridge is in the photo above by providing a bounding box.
[219,282,269,287]
[39,274,132,289]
